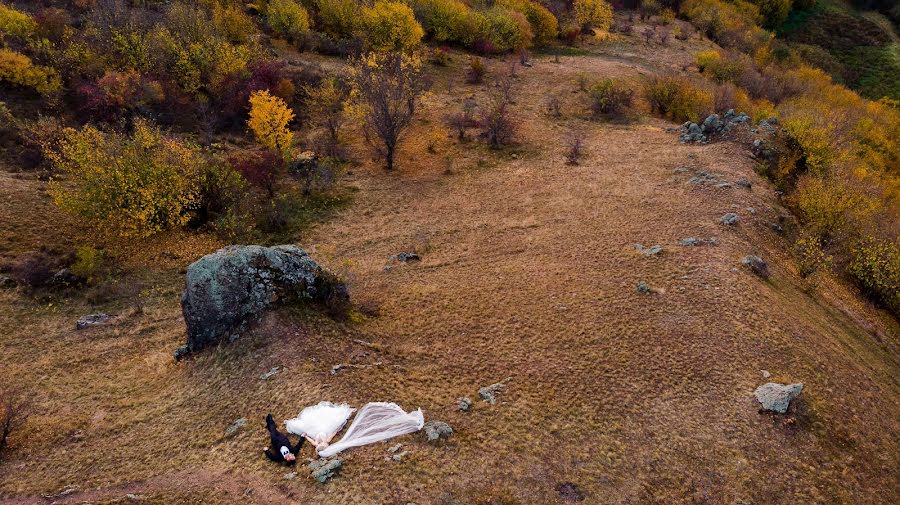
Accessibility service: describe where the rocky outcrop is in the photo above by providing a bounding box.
[179,245,348,357]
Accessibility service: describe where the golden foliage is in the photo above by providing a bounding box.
[47,119,204,238]
[496,0,558,45]
[267,0,311,40]
[0,48,62,95]
[213,2,258,44]
[314,0,359,39]
[644,75,713,123]
[248,89,295,155]
[0,2,36,41]
[574,0,614,33]
[359,1,424,52]
[849,238,900,315]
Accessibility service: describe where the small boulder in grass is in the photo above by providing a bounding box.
[76,313,111,330]
[741,255,770,279]
[755,383,803,414]
[224,418,247,438]
[309,458,342,483]
[423,421,453,442]
[720,213,739,226]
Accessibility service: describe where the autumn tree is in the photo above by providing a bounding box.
[359,1,424,51]
[573,0,614,34]
[248,89,295,157]
[304,77,350,156]
[350,52,429,171]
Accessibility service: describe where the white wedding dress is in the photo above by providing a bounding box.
[285,401,355,450]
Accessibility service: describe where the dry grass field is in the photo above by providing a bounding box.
[1,27,898,505]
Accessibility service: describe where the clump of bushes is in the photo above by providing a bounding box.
[849,238,899,315]
[266,0,311,41]
[466,56,486,84]
[0,3,36,42]
[680,0,770,52]
[587,78,635,120]
[695,50,747,84]
[644,75,713,123]
[0,49,62,96]
[46,119,205,238]
[574,0,614,34]
[359,1,424,51]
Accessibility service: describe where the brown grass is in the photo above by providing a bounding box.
[1,21,898,505]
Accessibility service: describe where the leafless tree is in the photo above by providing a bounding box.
[0,388,30,461]
[446,97,477,141]
[565,132,585,165]
[351,52,430,170]
[479,89,516,149]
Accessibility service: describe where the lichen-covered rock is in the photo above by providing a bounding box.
[720,213,740,226]
[634,244,663,256]
[754,383,803,413]
[309,458,342,483]
[636,281,651,294]
[479,382,507,403]
[458,397,473,412]
[424,421,453,442]
[224,418,247,438]
[702,114,723,134]
[180,245,347,355]
[741,255,770,279]
[76,313,111,330]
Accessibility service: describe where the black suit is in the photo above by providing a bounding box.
[263,414,304,464]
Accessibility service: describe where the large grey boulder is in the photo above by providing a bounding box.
[180,245,347,356]
[754,383,803,414]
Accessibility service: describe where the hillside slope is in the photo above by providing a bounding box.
[1,35,899,505]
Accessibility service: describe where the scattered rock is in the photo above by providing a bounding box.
[0,275,16,289]
[479,381,507,403]
[394,252,421,263]
[126,493,144,502]
[259,366,281,380]
[736,178,752,190]
[390,451,408,462]
[388,443,403,453]
[701,114,723,134]
[224,418,248,438]
[634,244,663,256]
[180,245,347,356]
[754,383,803,414]
[557,482,585,502]
[458,397,473,412]
[687,171,731,188]
[283,472,297,480]
[75,313,111,330]
[679,122,706,143]
[673,166,690,174]
[50,268,84,288]
[309,458,342,483]
[423,421,453,442]
[760,370,771,379]
[173,345,190,361]
[770,222,784,234]
[720,213,740,226]
[741,255,770,279]
[636,281,652,294]
[679,237,718,247]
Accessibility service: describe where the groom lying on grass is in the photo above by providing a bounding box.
[262,414,304,464]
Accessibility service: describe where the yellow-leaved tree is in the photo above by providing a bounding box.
[247,89,295,156]
[573,0,613,34]
[47,119,204,238]
[359,1,424,52]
